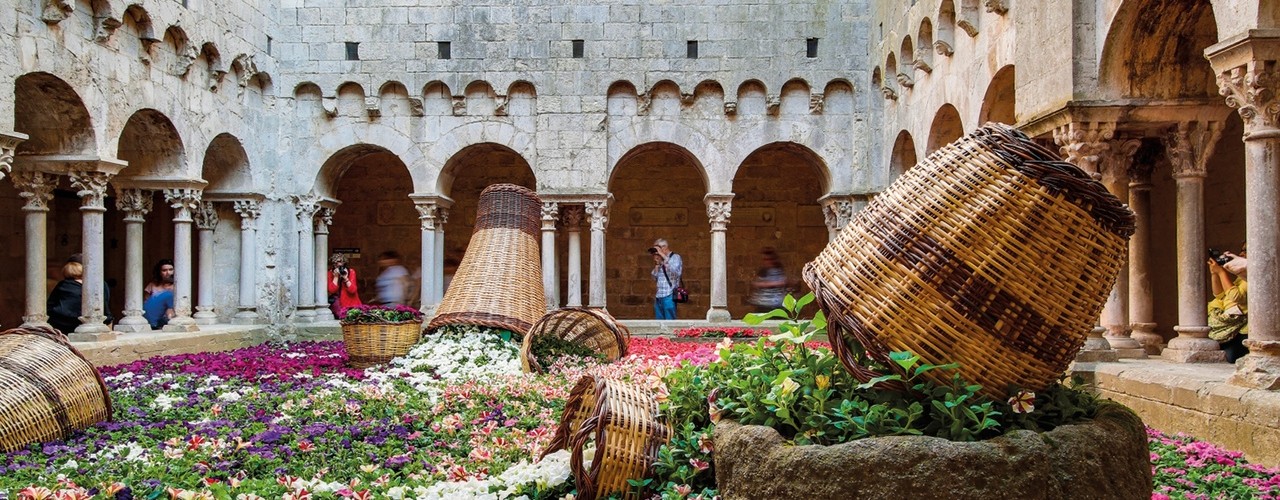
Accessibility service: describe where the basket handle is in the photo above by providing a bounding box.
[568,414,604,500]
[804,263,910,393]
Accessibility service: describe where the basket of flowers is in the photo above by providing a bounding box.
[0,325,113,452]
[339,304,425,368]
[520,307,631,373]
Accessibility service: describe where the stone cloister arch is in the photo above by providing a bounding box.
[889,130,918,180]
[727,142,829,318]
[979,65,1016,126]
[606,142,708,319]
[926,104,964,156]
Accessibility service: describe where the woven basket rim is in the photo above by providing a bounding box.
[338,319,424,326]
[0,325,114,423]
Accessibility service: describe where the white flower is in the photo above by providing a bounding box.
[62,459,78,469]
[217,392,242,402]
[152,393,180,411]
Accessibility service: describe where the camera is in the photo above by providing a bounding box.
[1208,247,1234,266]
[648,247,659,255]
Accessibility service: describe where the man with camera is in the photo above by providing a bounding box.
[1208,244,1248,363]
[327,253,362,318]
[649,238,683,320]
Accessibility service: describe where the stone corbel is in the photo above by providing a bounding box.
[895,73,914,89]
[451,96,466,116]
[637,94,652,115]
[913,50,933,73]
[934,40,954,57]
[174,45,198,77]
[881,86,898,101]
[984,0,1008,15]
[365,96,381,118]
[809,93,824,114]
[408,98,425,117]
[723,101,737,115]
[321,96,338,117]
[42,0,72,24]
[765,95,781,114]
[494,95,509,116]
[957,19,979,38]
[95,15,122,43]
[208,68,228,91]
[680,93,696,106]
[139,38,160,65]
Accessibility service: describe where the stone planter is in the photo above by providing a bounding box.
[713,401,1151,500]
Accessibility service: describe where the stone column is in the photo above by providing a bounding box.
[819,195,855,242]
[313,207,335,321]
[1210,38,1280,387]
[1054,121,1119,362]
[1127,160,1162,353]
[1161,121,1226,363]
[113,187,153,332]
[435,205,450,303]
[233,200,261,324]
[585,199,610,309]
[705,194,734,322]
[69,169,116,339]
[414,200,439,315]
[192,202,219,325]
[563,206,585,307]
[1100,139,1147,358]
[0,131,27,182]
[293,194,321,322]
[541,201,560,310]
[13,172,56,328]
[163,188,202,332]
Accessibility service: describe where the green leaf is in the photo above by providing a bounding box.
[784,294,797,311]
[795,293,815,312]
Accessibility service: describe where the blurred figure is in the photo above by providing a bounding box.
[749,247,787,312]
[375,250,410,306]
[328,253,362,318]
[143,288,175,330]
[144,258,175,300]
[443,257,460,294]
[47,259,113,334]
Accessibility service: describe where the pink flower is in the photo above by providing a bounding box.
[689,458,710,472]
[1007,390,1035,414]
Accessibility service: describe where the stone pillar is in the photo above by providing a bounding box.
[233,200,261,324]
[293,194,321,322]
[1127,160,1162,353]
[0,131,27,182]
[163,188,202,332]
[69,169,116,339]
[541,201,559,310]
[192,202,219,325]
[113,187,153,332]
[1210,37,1280,387]
[585,199,610,309]
[313,207,335,321]
[13,172,55,328]
[414,200,439,315]
[1054,121,1119,362]
[435,205,450,303]
[1100,139,1147,358]
[705,194,734,322]
[563,206,585,307]
[819,195,855,242]
[1161,121,1226,363]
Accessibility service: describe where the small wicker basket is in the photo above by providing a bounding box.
[804,123,1134,398]
[342,321,423,368]
[520,307,631,373]
[543,375,671,500]
[0,325,113,453]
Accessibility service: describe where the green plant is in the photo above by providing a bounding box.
[338,304,424,324]
[529,335,606,369]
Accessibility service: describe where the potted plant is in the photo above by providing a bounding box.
[338,304,425,368]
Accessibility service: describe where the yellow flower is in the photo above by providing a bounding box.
[778,377,800,397]
[815,375,830,391]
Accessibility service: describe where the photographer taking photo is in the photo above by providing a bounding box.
[1208,243,1249,363]
[327,253,362,318]
[649,238,683,320]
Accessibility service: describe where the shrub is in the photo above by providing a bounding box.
[338,304,424,324]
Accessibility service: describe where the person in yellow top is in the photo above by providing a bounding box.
[1208,246,1248,363]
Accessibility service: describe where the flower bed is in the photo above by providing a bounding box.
[0,335,1276,499]
[673,326,769,339]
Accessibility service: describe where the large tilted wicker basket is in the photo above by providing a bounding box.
[342,321,423,368]
[543,375,671,500]
[0,325,113,452]
[804,123,1135,398]
[520,307,631,373]
[428,184,545,336]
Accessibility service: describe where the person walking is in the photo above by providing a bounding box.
[374,250,410,306]
[649,238,683,320]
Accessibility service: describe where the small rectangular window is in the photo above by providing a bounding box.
[438,41,451,60]
[687,40,698,59]
[266,36,273,56]
[572,39,584,58]
[806,38,819,58]
[345,42,359,61]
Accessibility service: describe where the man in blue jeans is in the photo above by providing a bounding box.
[649,238,683,319]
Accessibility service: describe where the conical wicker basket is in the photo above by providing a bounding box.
[0,325,113,452]
[543,375,671,500]
[428,184,545,335]
[804,123,1134,398]
[520,307,631,373]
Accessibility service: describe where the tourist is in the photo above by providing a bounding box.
[46,260,113,334]
[143,288,175,330]
[144,258,175,300]
[375,250,410,306]
[749,247,788,312]
[1208,244,1249,363]
[327,253,362,318]
[649,238,683,320]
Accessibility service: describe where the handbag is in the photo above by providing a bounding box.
[661,258,690,303]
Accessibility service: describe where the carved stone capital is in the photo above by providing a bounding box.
[541,201,559,230]
[934,40,954,57]
[414,202,438,231]
[293,193,321,222]
[1100,138,1142,187]
[314,207,335,233]
[438,207,450,226]
[164,188,203,221]
[1217,63,1280,136]
[820,197,856,232]
[13,171,57,212]
[194,202,219,230]
[561,205,585,230]
[114,187,154,221]
[705,194,734,232]
[1053,122,1116,177]
[984,0,1008,14]
[70,171,114,211]
[1128,160,1156,189]
[1164,121,1224,180]
[0,132,27,181]
[233,200,261,230]
[584,200,610,232]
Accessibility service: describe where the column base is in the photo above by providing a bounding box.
[314,308,335,322]
[233,310,262,325]
[1161,326,1224,363]
[706,307,732,323]
[163,316,200,333]
[115,320,151,333]
[19,317,51,330]
[68,331,118,342]
[1130,323,1164,355]
[194,307,218,325]
[294,306,317,323]
[1228,340,1280,390]
[1103,332,1148,359]
[1074,327,1118,362]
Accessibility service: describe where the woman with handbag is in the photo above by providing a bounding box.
[649,238,684,320]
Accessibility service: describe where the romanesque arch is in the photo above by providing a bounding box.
[606,142,708,319]
[116,109,185,178]
[889,130,918,179]
[201,133,252,193]
[14,72,96,156]
[1100,0,1218,99]
[927,104,964,155]
[728,142,829,317]
[979,65,1016,126]
[438,143,536,292]
[309,124,429,197]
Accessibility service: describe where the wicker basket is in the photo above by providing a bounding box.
[342,321,423,368]
[428,184,545,336]
[0,325,113,453]
[521,307,631,373]
[543,375,671,500]
[804,123,1134,398]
